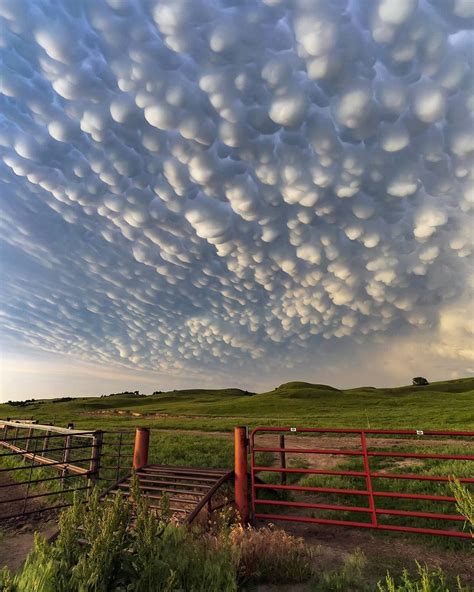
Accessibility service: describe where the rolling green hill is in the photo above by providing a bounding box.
[1,377,473,432]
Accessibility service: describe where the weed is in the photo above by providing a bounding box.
[377,562,470,592]
[449,478,474,535]
[230,524,314,585]
[311,548,368,592]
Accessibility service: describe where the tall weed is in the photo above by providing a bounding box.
[449,478,474,536]
[230,524,314,585]
[377,562,470,592]
[311,548,368,592]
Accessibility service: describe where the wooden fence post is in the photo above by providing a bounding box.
[61,433,72,488]
[42,429,51,455]
[25,427,33,453]
[89,430,103,490]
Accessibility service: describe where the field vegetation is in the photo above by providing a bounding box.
[1,378,473,589]
[1,377,473,433]
[1,480,472,592]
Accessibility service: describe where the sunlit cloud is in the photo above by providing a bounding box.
[0,0,473,396]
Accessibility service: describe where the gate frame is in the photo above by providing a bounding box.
[247,427,474,539]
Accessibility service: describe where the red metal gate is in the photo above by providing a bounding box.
[249,427,474,539]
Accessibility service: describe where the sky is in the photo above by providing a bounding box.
[0,0,473,402]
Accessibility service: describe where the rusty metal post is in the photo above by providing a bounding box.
[133,427,150,470]
[234,426,249,524]
[279,434,287,485]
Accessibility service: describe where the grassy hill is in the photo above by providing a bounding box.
[1,377,473,432]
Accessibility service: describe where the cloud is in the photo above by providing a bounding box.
[0,0,473,389]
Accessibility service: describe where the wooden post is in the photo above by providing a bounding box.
[133,428,149,470]
[42,422,53,454]
[279,434,287,485]
[89,430,103,488]
[42,430,51,455]
[116,432,123,481]
[234,426,249,524]
[20,428,36,462]
[25,427,33,453]
[61,434,72,488]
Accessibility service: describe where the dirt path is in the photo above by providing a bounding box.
[0,521,58,573]
[0,470,41,520]
[146,427,473,470]
[0,471,58,572]
[146,426,474,449]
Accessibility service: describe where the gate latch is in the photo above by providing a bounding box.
[290,427,297,432]
[416,430,424,436]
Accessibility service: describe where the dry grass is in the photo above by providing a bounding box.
[230,524,314,585]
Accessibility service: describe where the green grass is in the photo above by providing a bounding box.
[2,377,473,433]
[1,491,471,591]
[2,377,472,550]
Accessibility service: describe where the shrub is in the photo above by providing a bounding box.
[377,562,469,592]
[230,524,314,585]
[0,488,237,592]
[311,549,368,592]
[449,477,474,535]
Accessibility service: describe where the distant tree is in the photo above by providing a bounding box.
[152,391,162,395]
[412,376,429,386]
[7,399,36,407]
[107,391,143,397]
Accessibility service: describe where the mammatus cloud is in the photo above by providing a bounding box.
[0,0,473,391]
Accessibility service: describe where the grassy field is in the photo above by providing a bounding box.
[1,378,473,588]
[2,377,474,433]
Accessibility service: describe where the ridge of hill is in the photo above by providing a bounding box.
[1,377,473,431]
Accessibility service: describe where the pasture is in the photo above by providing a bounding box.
[1,377,473,590]
[2,377,474,433]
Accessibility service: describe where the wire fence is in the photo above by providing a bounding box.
[0,421,135,522]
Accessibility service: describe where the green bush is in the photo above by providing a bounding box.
[0,482,319,591]
[311,549,368,592]
[0,488,237,592]
[377,562,470,592]
[449,478,474,536]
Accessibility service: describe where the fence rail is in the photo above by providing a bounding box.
[0,421,105,520]
[3,420,473,541]
[249,427,474,539]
